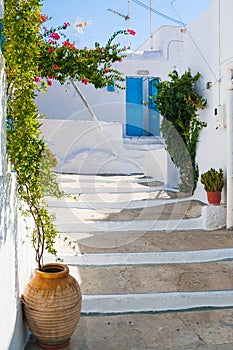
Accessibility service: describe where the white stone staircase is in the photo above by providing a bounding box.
[45,173,233,316]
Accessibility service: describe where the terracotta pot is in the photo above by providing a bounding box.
[207,191,221,206]
[23,263,82,349]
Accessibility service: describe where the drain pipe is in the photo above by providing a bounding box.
[227,63,233,229]
[69,78,120,159]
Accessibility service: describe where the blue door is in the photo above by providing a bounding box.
[148,78,160,136]
[126,77,143,136]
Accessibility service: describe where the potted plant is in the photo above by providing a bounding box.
[200,168,224,205]
[3,1,135,348]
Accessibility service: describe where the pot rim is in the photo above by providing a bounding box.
[35,263,69,279]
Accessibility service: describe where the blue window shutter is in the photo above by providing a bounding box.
[107,81,115,92]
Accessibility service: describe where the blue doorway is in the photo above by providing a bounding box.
[148,78,160,136]
[126,76,160,137]
[126,77,143,136]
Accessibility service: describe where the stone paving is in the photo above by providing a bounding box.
[75,229,233,253]
[73,262,233,294]
[26,309,233,350]
[25,174,233,350]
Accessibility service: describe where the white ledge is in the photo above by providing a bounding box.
[81,290,233,314]
[46,248,233,267]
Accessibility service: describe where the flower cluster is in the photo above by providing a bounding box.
[34,15,136,89]
[40,13,47,23]
[127,29,136,36]
[49,32,60,40]
[62,40,76,49]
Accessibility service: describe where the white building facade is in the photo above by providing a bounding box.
[36,25,184,183]
[36,1,233,224]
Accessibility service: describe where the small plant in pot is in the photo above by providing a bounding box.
[200,168,224,205]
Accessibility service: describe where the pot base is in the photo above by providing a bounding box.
[207,191,221,206]
[37,339,70,350]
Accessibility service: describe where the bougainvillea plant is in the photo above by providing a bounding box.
[36,13,135,89]
[3,0,135,270]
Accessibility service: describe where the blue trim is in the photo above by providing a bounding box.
[107,82,115,92]
[148,78,160,136]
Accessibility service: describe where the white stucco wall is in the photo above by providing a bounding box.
[0,6,33,347]
[144,148,179,188]
[0,174,33,350]
[40,119,146,174]
[137,25,186,64]
[185,0,232,203]
[36,80,126,123]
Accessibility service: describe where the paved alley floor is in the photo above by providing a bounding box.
[26,308,233,350]
[25,174,233,350]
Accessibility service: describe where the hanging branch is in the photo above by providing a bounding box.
[3,0,136,270]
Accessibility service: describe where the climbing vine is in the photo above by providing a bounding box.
[154,69,207,193]
[3,0,134,270]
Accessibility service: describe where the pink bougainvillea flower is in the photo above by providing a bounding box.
[50,32,60,40]
[81,78,89,85]
[52,65,59,70]
[119,58,123,62]
[34,77,40,82]
[105,68,110,73]
[48,48,55,53]
[48,80,53,86]
[127,29,136,36]
[48,39,56,45]
[40,14,47,23]
[62,41,76,49]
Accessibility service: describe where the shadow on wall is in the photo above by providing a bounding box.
[0,174,32,350]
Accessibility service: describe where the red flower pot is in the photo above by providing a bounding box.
[207,191,221,205]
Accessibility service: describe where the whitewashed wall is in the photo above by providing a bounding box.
[185,0,232,203]
[40,119,146,174]
[0,174,33,350]
[0,5,33,348]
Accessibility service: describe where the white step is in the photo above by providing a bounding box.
[81,290,233,315]
[46,194,182,210]
[48,189,178,206]
[45,248,233,267]
[56,173,155,184]
[56,217,203,232]
[59,184,168,195]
